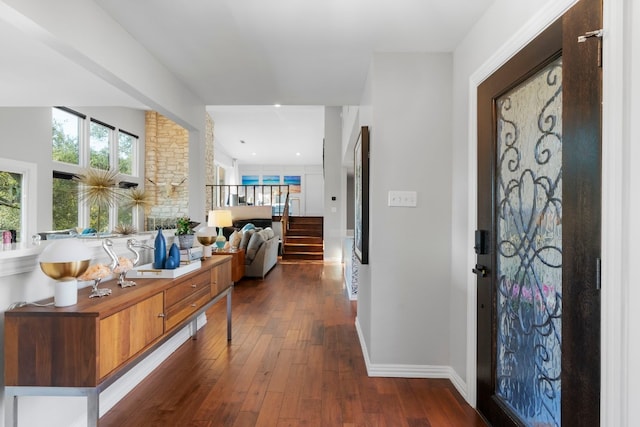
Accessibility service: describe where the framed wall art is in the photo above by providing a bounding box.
[354,126,370,264]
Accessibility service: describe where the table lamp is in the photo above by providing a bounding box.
[208,210,232,251]
[39,239,91,307]
[196,226,217,258]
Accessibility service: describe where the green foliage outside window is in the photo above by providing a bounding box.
[119,133,133,175]
[89,203,110,233]
[90,122,110,170]
[0,171,21,239]
[52,177,78,230]
[52,116,79,164]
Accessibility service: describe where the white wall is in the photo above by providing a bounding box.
[323,107,345,262]
[2,0,203,131]
[356,53,453,368]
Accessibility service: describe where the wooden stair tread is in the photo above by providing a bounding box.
[283,216,324,260]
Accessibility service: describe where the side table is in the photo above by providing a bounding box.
[212,249,245,282]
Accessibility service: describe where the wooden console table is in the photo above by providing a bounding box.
[212,248,245,282]
[4,256,232,427]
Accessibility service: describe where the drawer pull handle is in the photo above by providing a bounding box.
[158,313,166,318]
[191,284,197,288]
[191,303,196,307]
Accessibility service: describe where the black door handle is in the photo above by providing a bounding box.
[472,264,488,277]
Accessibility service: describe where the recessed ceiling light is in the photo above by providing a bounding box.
[252,152,256,156]
[296,152,301,156]
[274,104,281,108]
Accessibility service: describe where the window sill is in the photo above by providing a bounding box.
[0,232,159,278]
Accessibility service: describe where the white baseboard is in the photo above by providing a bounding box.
[354,317,468,401]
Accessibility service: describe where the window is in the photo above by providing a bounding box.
[0,158,36,246]
[0,171,21,241]
[89,119,112,170]
[51,107,141,232]
[52,107,82,165]
[118,131,137,176]
[52,172,79,231]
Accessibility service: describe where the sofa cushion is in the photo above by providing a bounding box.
[246,231,267,262]
[239,229,255,250]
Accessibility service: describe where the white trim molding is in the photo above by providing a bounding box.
[354,317,469,402]
[600,0,629,425]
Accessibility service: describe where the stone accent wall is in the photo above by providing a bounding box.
[145,111,189,229]
[204,113,215,214]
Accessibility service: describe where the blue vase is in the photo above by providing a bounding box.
[164,243,180,269]
[153,228,166,269]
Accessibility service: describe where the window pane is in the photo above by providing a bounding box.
[89,204,110,234]
[0,171,22,242]
[53,176,79,230]
[90,121,111,170]
[52,108,80,165]
[118,133,135,175]
[118,204,133,227]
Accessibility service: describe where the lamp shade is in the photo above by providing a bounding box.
[39,238,92,307]
[39,239,91,279]
[207,210,233,228]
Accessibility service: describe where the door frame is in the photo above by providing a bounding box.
[464,0,627,425]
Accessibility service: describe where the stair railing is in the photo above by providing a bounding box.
[205,184,290,213]
[281,192,290,255]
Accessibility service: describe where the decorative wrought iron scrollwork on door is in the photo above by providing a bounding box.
[495,57,563,426]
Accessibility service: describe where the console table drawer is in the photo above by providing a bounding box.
[211,260,232,296]
[164,285,211,330]
[99,292,164,379]
[165,270,210,307]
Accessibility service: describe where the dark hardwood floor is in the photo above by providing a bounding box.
[101,261,487,427]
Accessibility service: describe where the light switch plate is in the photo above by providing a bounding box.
[388,190,417,207]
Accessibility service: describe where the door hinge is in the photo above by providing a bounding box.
[596,258,602,290]
[578,29,603,67]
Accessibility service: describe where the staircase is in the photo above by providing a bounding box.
[283,216,324,261]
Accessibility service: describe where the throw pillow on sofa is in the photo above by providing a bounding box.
[239,228,255,251]
[239,227,262,250]
[246,231,267,262]
[241,223,255,232]
[229,230,242,249]
[262,227,275,240]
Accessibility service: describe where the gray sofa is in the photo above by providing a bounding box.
[234,227,279,279]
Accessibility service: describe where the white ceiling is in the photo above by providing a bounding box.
[206,105,325,166]
[0,0,495,165]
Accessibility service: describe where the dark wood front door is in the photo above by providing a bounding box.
[476,0,602,425]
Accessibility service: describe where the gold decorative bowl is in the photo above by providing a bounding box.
[197,235,216,246]
[40,260,90,280]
